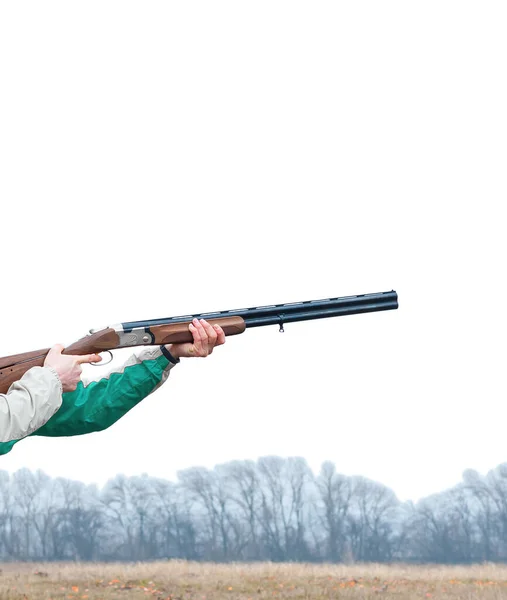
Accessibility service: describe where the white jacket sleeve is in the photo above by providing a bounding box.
[0,366,63,442]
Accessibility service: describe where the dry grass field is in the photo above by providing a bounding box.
[2,561,507,599]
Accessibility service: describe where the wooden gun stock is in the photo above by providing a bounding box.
[0,316,246,395]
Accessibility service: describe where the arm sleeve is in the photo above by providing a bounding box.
[31,346,177,438]
[0,366,63,442]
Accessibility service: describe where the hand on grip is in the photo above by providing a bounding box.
[44,344,102,392]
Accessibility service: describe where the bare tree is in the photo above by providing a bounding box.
[57,479,104,560]
[221,460,262,559]
[347,476,399,562]
[257,456,313,561]
[0,470,20,558]
[5,457,507,564]
[151,477,197,559]
[178,465,232,560]
[101,474,155,560]
[315,461,354,561]
[12,469,51,558]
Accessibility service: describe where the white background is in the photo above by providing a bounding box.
[0,1,505,502]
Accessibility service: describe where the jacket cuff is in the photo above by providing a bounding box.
[43,366,63,395]
[160,345,180,365]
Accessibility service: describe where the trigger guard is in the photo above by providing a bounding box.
[90,350,113,366]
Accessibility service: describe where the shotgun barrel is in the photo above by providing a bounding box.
[121,290,398,332]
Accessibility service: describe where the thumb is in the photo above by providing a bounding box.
[76,353,102,365]
[46,344,65,360]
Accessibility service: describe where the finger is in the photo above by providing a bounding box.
[188,322,201,354]
[201,320,218,355]
[191,318,207,345]
[201,319,218,345]
[196,319,210,355]
[191,319,209,356]
[213,324,226,346]
[199,319,215,354]
[47,344,64,359]
[189,321,200,341]
[75,353,103,364]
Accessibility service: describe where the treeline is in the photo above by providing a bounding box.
[1,458,507,563]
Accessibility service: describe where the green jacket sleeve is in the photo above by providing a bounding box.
[0,347,177,455]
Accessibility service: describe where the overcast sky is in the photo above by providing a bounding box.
[0,1,506,503]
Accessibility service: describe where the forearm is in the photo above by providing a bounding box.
[0,319,222,456]
[32,346,177,437]
[0,367,63,442]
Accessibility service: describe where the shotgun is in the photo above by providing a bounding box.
[0,290,398,394]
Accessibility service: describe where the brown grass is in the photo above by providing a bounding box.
[2,561,507,599]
